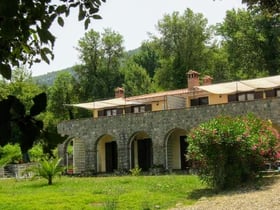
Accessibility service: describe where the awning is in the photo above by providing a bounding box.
[198,75,280,94]
[65,98,143,110]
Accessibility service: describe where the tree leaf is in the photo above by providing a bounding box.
[92,14,102,19]
[84,18,90,29]
[78,5,86,21]
[30,93,47,116]
[40,50,50,64]
[0,64,12,79]
[57,16,64,27]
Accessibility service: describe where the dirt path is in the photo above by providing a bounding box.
[171,175,280,210]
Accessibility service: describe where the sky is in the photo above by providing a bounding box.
[31,0,246,76]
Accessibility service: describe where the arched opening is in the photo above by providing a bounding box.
[96,135,118,173]
[66,139,74,174]
[166,128,190,171]
[61,137,85,174]
[130,131,152,171]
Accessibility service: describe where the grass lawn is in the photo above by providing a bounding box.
[0,175,208,210]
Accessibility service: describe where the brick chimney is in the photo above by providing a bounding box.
[114,87,125,98]
[203,75,213,86]
[187,70,200,90]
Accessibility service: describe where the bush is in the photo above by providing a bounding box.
[0,144,22,167]
[188,114,280,191]
[28,157,64,185]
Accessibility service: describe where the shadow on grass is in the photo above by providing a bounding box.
[187,174,280,200]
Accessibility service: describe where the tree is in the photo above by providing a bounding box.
[48,71,78,120]
[0,0,105,156]
[0,0,106,80]
[0,68,47,162]
[120,59,152,96]
[188,114,280,191]
[75,29,124,101]
[131,41,160,78]
[218,8,279,78]
[242,0,280,15]
[154,8,212,90]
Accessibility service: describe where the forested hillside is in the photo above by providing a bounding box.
[32,67,75,86]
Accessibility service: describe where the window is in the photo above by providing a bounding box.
[190,97,209,106]
[133,107,139,113]
[106,110,111,116]
[140,106,145,112]
[277,89,280,97]
[238,94,246,101]
[228,94,238,102]
[254,92,263,100]
[266,89,276,98]
[247,93,254,101]
[112,109,117,116]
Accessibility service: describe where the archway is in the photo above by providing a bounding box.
[96,134,118,173]
[165,128,190,171]
[60,137,86,174]
[130,131,152,171]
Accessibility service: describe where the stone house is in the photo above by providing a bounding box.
[57,71,280,174]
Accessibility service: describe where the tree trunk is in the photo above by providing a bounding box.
[48,175,52,185]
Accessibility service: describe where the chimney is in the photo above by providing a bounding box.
[203,75,213,86]
[114,87,125,98]
[187,70,200,90]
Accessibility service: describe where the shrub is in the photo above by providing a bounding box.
[188,114,280,191]
[0,144,22,167]
[28,157,64,185]
[129,166,142,176]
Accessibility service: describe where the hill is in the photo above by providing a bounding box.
[32,67,74,86]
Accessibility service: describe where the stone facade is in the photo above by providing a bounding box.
[57,97,280,174]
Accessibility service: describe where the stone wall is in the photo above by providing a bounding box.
[57,97,280,174]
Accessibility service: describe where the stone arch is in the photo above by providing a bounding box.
[95,134,118,173]
[165,128,190,171]
[129,131,153,171]
[59,137,86,174]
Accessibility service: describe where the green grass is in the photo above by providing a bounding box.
[0,175,208,210]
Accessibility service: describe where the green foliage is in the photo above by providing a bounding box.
[29,157,64,185]
[75,28,124,101]
[120,59,152,96]
[155,8,212,89]
[243,0,280,15]
[0,144,21,167]
[217,8,280,78]
[0,0,106,79]
[129,166,142,176]
[47,71,78,120]
[188,114,280,191]
[131,41,160,78]
[29,143,44,162]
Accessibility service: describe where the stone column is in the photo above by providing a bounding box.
[117,131,130,172]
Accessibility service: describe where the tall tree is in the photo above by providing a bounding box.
[120,59,152,96]
[0,0,105,80]
[154,8,212,90]
[242,0,280,15]
[218,8,279,78]
[48,71,78,120]
[76,29,124,101]
[131,40,161,78]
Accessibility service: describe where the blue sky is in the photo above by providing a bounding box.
[31,0,246,76]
